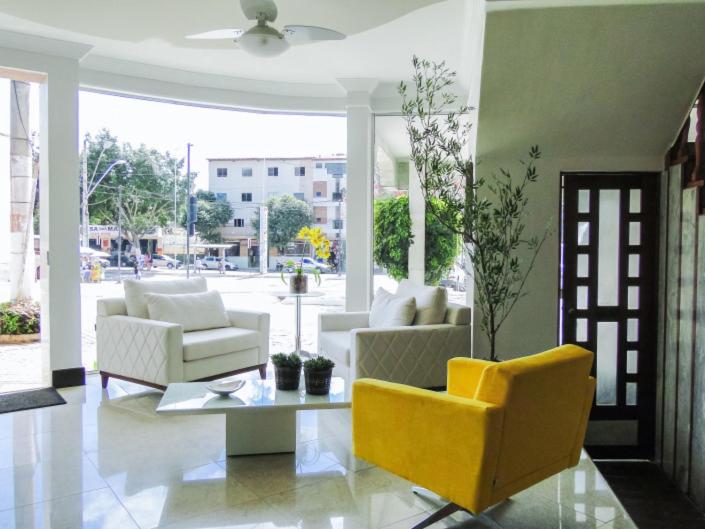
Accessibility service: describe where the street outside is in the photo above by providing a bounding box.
[0,267,465,393]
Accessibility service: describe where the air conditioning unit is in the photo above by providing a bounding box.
[333,219,343,230]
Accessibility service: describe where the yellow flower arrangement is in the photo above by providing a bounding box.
[297,227,331,260]
[281,226,332,287]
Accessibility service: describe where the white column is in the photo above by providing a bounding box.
[408,163,425,284]
[39,60,83,385]
[339,80,376,311]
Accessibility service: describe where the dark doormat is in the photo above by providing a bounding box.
[595,461,705,529]
[0,387,67,414]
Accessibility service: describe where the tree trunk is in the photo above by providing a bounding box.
[9,80,35,301]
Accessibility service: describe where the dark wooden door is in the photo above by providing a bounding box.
[561,173,659,459]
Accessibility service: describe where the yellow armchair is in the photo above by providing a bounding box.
[352,345,595,529]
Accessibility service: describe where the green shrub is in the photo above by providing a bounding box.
[374,195,460,285]
[0,300,40,335]
[271,352,302,368]
[303,356,335,371]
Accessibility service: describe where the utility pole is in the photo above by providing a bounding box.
[173,161,178,262]
[186,143,192,278]
[116,185,123,283]
[81,137,89,247]
[259,156,268,274]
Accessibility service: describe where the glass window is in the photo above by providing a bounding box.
[215,193,227,202]
[295,166,306,176]
[216,167,228,177]
[268,166,278,176]
[241,193,252,202]
[233,218,245,227]
[326,162,346,176]
[242,167,252,177]
[315,162,323,168]
[293,192,305,200]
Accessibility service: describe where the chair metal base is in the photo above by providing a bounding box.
[411,487,505,529]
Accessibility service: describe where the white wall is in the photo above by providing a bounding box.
[473,4,705,358]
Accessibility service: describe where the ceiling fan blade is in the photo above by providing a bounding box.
[186,28,244,40]
[240,0,277,22]
[283,25,345,45]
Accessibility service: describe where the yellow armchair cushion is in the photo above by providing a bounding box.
[447,357,496,399]
[352,378,504,513]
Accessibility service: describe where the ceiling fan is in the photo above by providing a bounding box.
[186,0,345,58]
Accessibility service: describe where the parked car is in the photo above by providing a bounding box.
[152,254,182,269]
[202,256,238,271]
[440,265,466,292]
[280,257,331,274]
[109,252,133,267]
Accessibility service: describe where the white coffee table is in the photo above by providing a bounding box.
[156,377,349,456]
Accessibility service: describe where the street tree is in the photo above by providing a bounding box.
[85,129,186,250]
[180,190,234,243]
[251,194,313,253]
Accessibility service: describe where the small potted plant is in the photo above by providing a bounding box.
[303,356,335,395]
[271,352,303,390]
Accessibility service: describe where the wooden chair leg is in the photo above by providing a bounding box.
[258,364,267,379]
[100,373,109,388]
[410,502,461,529]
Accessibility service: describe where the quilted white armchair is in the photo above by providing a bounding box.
[97,278,269,390]
[318,280,471,388]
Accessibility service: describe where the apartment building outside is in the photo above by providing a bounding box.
[208,156,347,269]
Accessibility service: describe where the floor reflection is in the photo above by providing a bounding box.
[0,374,637,529]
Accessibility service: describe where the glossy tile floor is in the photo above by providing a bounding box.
[0,372,638,529]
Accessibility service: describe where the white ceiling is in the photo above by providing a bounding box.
[0,0,469,93]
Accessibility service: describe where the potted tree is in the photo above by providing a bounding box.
[303,356,335,395]
[271,352,302,390]
[400,56,548,361]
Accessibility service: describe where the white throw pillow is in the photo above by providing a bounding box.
[368,288,416,328]
[144,290,230,332]
[396,279,447,325]
[124,277,207,319]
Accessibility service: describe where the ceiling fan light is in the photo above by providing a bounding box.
[238,25,289,57]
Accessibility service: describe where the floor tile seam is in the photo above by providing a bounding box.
[0,485,112,514]
[98,468,150,529]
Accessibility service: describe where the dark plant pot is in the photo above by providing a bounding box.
[274,364,302,390]
[290,273,308,294]
[304,367,333,395]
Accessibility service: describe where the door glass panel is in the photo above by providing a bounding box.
[626,383,637,406]
[576,318,588,342]
[629,222,641,245]
[598,190,620,306]
[628,254,640,277]
[627,318,639,342]
[577,286,588,310]
[628,286,639,310]
[577,254,589,277]
[596,322,618,406]
[578,222,590,245]
[629,189,641,213]
[627,350,638,374]
[578,190,590,213]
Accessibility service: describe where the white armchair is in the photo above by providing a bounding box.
[96,278,269,390]
[318,302,471,389]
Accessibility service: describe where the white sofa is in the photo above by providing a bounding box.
[318,282,471,388]
[97,278,269,390]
